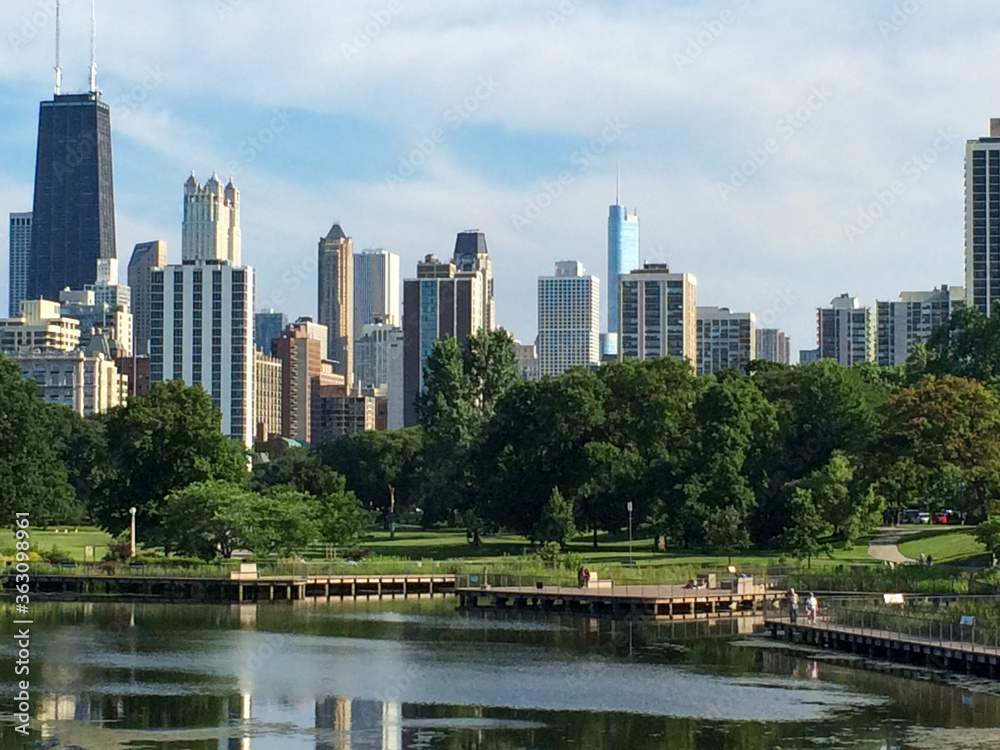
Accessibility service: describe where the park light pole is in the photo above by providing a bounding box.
[129,507,137,558]
[627,501,633,566]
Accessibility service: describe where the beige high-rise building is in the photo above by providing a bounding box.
[696,307,756,375]
[128,240,168,355]
[273,317,344,443]
[756,328,791,364]
[318,224,354,384]
[453,230,495,331]
[537,261,600,377]
[817,293,875,367]
[876,286,965,366]
[254,350,282,442]
[182,173,241,265]
[12,349,125,416]
[0,299,80,353]
[618,264,697,364]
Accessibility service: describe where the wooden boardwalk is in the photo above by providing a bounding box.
[765,614,1000,680]
[457,582,783,620]
[8,573,457,603]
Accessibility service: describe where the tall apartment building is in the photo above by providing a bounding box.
[59,288,132,357]
[150,261,255,446]
[128,240,168,355]
[272,317,344,444]
[355,321,404,429]
[453,231,495,332]
[0,299,80,353]
[253,350,282,442]
[402,255,484,426]
[12,349,125,416]
[182,173,241,264]
[799,348,820,364]
[354,249,400,336]
[8,212,31,317]
[817,294,875,367]
[28,90,117,302]
[966,119,1000,315]
[537,261,600,377]
[313,389,376,443]
[92,257,130,312]
[254,309,287,354]
[318,224,354,382]
[876,286,965,366]
[756,328,791,365]
[605,194,640,357]
[696,308,756,375]
[618,264,697,363]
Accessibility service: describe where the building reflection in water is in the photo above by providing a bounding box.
[224,689,253,750]
[315,696,403,750]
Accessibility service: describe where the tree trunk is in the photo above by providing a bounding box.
[593,527,598,548]
[388,485,396,540]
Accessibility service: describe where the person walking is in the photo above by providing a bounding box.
[806,592,818,623]
[787,588,799,625]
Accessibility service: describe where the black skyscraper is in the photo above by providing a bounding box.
[27,91,116,301]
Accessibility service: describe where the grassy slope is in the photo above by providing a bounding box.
[0,526,112,560]
[896,526,986,565]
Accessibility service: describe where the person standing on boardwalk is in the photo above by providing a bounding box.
[806,592,818,623]
[786,589,799,624]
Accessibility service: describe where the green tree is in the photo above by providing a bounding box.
[246,486,320,557]
[0,354,77,524]
[779,487,833,567]
[913,305,1000,383]
[252,446,341,497]
[152,480,254,559]
[313,477,372,548]
[92,380,248,539]
[974,516,1000,562]
[704,505,751,563]
[531,487,577,549]
[797,451,880,544]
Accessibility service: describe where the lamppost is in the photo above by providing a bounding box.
[129,507,137,558]
[627,501,633,567]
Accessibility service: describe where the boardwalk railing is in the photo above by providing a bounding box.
[766,598,1000,652]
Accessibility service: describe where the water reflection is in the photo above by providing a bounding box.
[1,600,999,749]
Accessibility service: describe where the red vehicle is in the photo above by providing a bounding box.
[932,511,953,525]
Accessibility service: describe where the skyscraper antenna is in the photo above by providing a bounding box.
[88,0,97,93]
[616,161,620,205]
[54,0,62,95]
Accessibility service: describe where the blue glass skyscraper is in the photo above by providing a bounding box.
[605,194,639,357]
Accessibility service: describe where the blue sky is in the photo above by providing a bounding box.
[0,0,996,358]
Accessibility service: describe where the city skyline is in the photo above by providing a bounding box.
[0,1,994,361]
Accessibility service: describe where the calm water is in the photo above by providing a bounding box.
[1,599,1000,749]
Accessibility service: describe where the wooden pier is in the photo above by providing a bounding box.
[765,615,1000,680]
[456,581,783,620]
[7,572,457,603]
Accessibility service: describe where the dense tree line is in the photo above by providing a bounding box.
[5,309,1000,563]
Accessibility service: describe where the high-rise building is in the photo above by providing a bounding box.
[355,321,404,430]
[254,309,287,354]
[59,287,132,357]
[817,293,875,367]
[514,341,540,380]
[116,354,151,398]
[696,307,756,375]
[253,350,282,442]
[876,286,965,366]
[272,317,344,444]
[150,261,255,446]
[618,263,697,363]
[318,224,354,383]
[605,190,640,357]
[354,250,400,337]
[537,261,600,377]
[28,91,116,302]
[8,213,31,317]
[965,119,1000,315]
[755,329,791,365]
[127,240,168,356]
[799,348,820,364]
[402,255,484,426]
[182,173,241,265]
[313,389,376,443]
[453,231,495,332]
[0,299,80,353]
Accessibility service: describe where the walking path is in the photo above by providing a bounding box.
[867,526,919,565]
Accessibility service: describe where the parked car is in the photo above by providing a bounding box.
[901,508,926,524]
[932,511,950,524]
[917,511,931,524]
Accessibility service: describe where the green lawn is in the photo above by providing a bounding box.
[896,526,986,564]
[0,526,112,561]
